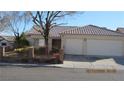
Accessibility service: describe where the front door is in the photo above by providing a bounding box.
[52,39,61,50]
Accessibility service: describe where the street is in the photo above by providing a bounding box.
[0,66,124,81]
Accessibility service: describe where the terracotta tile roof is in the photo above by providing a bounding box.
[26,26,77,37]
[60,25,124,36]
[25,27,42,35]
[26,25,124,37]
[50,26,77,37]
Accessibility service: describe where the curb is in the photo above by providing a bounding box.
[0,63,124,70]
[0,63,62,68]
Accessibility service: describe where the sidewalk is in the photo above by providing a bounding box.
[0,62,57,68]
[0,58,124,70]
[47,58,124,70]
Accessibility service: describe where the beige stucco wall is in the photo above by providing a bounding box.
[26,34,124,56]
[61,34,124,56]
[26,35,52,51]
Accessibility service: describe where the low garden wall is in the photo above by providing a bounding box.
[0,47,5,57]
[14,47,34,58]
[0,46,64,64]
[0,47,3,57]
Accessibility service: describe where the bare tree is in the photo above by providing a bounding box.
[0,11,31,48]
[0,12,10,32]
[8,12,30,37]
[30,11,79,56]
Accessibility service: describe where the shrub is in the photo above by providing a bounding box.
[14,47,27,53]
[14,32,30,48]
[14,47,33,54]
[21,58,29,63]
[51,47,59,53]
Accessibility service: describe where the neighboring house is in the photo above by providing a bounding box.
[26,25,124,56]
[116,28,124,33]
[0,36,14,49]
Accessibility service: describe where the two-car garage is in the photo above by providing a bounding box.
[64,38,124,56]
[87,39,123,56]
[64,39,83,55]
[61,25,124,57]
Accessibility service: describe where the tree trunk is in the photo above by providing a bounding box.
[45,38,49,56]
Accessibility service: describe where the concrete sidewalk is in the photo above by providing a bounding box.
[0,58,124,70]
[47,58,124,70]
[0,62,58,68]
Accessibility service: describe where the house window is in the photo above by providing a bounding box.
[39,39,45,46]
[1,42,7,46]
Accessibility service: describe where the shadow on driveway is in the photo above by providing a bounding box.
[64,54,124,65]
[114,57,124,65]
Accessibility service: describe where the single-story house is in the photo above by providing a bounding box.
[116,28,124,33]
[26,25,124,56]
[0,36,14,48]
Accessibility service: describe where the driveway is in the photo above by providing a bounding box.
[0,55,124,70]
[49,55,124,70]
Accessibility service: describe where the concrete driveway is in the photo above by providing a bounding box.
[49,55,124,70]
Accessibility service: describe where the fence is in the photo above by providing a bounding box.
[0,47,5,57]
[0,46,64,64]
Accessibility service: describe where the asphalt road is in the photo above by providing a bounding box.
[0,66,124,81]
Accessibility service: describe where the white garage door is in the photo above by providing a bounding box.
[87,40,123,56]
[64,39,83,55]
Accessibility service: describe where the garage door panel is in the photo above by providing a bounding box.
[65,39,83,55]
[87,40,123,56]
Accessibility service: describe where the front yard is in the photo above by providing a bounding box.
[0,47,63,64]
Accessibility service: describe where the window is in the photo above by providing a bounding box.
[39,39,45,46]
[1,43,7,46]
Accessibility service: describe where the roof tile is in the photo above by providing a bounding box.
[60,25,124,36]
[26,25,124,37]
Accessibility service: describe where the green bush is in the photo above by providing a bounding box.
[14,32,30,48]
